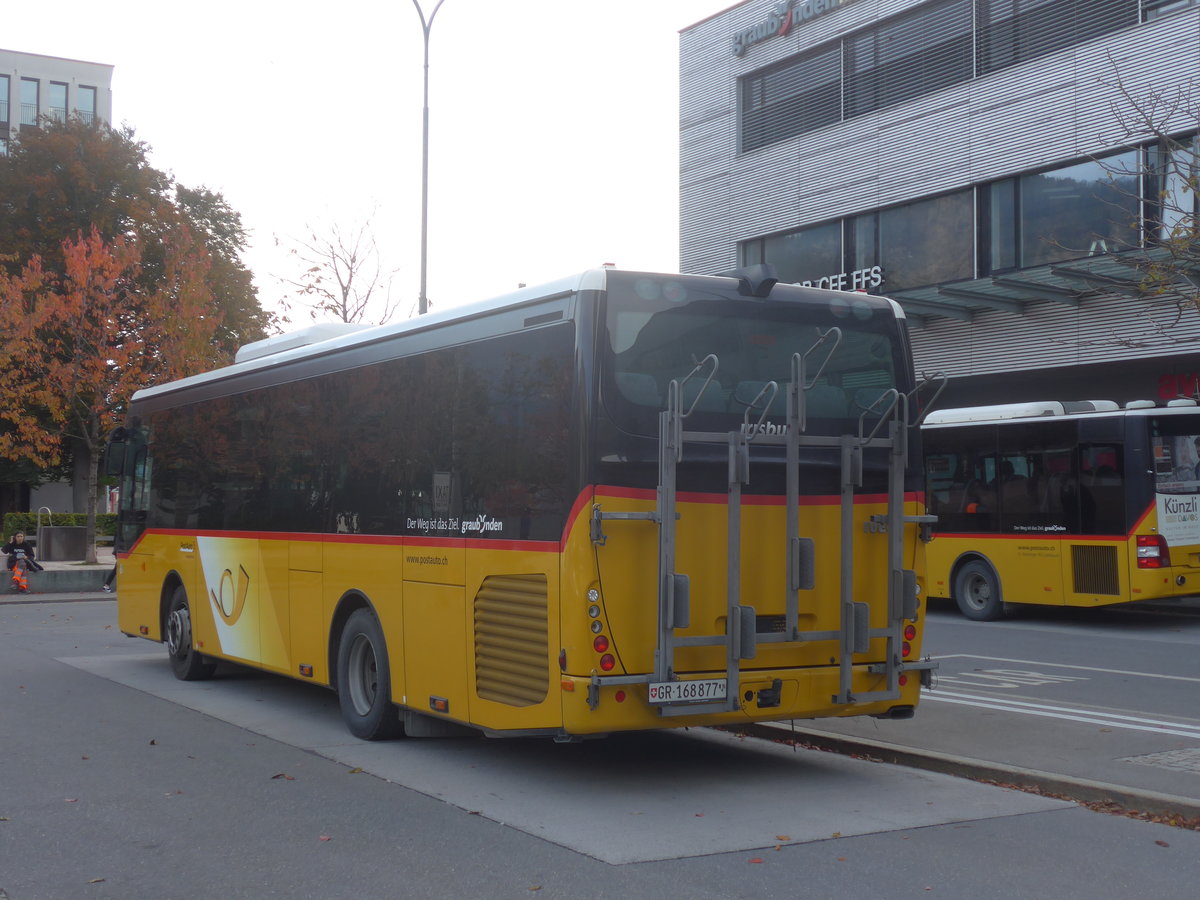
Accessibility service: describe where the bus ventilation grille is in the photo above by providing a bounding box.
[1071,545,1120,596]
[756,615,787,634]
[473,574,549,707]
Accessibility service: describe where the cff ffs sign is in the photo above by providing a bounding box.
[798,266,883,292]
[731,0,855,57]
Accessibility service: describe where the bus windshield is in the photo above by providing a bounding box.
[600,272,905,437]
[1151,415,1200,495]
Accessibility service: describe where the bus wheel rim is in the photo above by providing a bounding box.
[966,574,989,609]
[166,607,191,657]
[347,633,378,716]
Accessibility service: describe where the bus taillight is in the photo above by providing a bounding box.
[1136,534,1170,568]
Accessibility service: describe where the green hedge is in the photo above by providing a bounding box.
[2,512,116,539]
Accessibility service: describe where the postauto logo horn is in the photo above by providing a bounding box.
[731,0,852,57]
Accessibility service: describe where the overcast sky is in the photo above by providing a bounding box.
[10,0,730,323]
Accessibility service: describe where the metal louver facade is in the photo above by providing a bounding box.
[680,0,1200,404]
[473,574,550,707]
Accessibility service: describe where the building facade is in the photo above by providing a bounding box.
[680,0,1200,408]
[1,48,113,155]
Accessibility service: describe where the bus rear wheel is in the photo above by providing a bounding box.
[165,586,216,680]
[336,608,403,741]
[954,560,1005,621]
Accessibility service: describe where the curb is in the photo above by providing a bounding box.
[728,723,1200,823]
[0,592,113,605]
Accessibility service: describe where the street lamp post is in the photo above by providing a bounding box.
[412,0,447,316]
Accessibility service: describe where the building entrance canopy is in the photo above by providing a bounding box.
[891,248,1200,326]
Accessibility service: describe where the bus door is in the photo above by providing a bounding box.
[1147,421,1200,595]
[995,424,1079,605]
[107,425,196,640]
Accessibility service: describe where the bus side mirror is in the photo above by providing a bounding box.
[104,428,128,477]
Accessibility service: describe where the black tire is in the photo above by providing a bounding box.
[336,608,403,740]
[953,559,1005,621]
[165,585,217,680]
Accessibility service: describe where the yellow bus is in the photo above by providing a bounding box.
[924,399,1200,620]
[108,267,936,740]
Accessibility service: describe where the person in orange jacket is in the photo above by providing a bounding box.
[3,531,44,592]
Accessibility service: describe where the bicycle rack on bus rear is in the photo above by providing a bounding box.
[590,335,940,714]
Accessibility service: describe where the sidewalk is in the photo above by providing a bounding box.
[1,545,115,599]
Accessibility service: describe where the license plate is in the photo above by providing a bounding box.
[647,678,727,704]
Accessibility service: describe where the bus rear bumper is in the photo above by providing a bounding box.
[557,664,928,736]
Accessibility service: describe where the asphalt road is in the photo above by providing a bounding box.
[2,596,1200,899]
[746,598,1200,819]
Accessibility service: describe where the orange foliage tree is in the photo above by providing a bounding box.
[0,227,221,561]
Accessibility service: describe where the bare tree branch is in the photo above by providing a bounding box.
[278,212,401,324]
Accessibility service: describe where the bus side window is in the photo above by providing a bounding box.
[964,453,997,520]
[1079,444,1124,534]
[925,453,958,514]
[997,454,1035,520]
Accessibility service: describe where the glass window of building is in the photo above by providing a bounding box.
[0,75,9,124]
[977,0,1139,77]
[877,190,974,291]
[49,82,68,122]
[20,78,38,126]
[761,221,843,285]
[1018,152,1140,267]
[741,45,841,153]
[850,214,878,273]
[77,85,96,122]
[843,0,972,119]
[1144,0,1200,19]
[1153,134,1198,241]
[983,179,1018,272]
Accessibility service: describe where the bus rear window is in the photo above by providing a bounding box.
[601,274,904,437]
[1151,421,1200,495]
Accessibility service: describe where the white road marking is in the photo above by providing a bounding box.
[924,690,1200,740]
[935,654,1200,683]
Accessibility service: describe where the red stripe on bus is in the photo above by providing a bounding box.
[933,531,1131,542]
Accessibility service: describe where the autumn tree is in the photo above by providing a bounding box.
[279,214,400,324]
[0,228,222,561]
[0,117,271,534]
[176,185,273,356]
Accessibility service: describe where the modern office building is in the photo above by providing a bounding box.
[680,0,1200,407]
[1,48,113,155]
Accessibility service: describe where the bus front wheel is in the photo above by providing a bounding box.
[954,560,1005,621]
[165,585,216,680]
[336,608,403,741]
